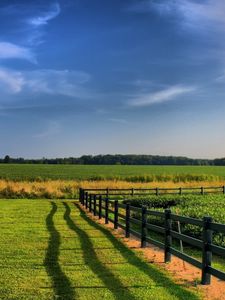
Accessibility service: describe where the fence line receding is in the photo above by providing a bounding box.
[79,188,225,285]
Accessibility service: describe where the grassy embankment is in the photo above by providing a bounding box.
[0,199,201,300]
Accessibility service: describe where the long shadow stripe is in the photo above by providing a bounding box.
[44,202,75,300]
[63,202,137,300]
[75,203,200,300]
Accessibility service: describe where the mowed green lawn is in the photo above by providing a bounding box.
[0,199,201,300]
[0,164,225,180]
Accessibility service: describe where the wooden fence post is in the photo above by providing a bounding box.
[106,188,109,198]
[201,187,204,195]
[93,195,97,216]
[141,206,147,248]
[79,188,82,203]
[99,196,102,219]
[125,203,130,238]
[131,188,134,196]
[85,192,88,209]
[80,188,84,205]
[164,209,172,263]
[89,194,92,212]
[201,216,213,285]
[223,186,225,195]
[82,189,85,205]
[156,188,159,196]
[179,187,182,195]
[105,198,109,224]
[114,200,118,229]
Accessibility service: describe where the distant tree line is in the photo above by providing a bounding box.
[1,154,225,165]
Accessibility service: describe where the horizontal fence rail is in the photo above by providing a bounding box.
[79,189,225,285]
[80,186,225,199]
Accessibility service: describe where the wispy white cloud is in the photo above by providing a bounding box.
[95,108,108,115]
[27,3,61,27]
[0,2,61,62]
[0,68,91,98]
[34,121,61,138]
[0,69,25,93]
[0,2,61,47]
[215,71,225,82]
[108,118,128,124]
[129,85,196,107]
[26,2,61,45]
[128,79,167,91]
[25,69,90,97]
[127,0,225,32]
[0,42,36,63]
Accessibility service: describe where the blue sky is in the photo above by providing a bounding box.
[0,0,225,158]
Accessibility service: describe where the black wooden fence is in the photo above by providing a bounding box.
[80,186,225,197]
[79,189,225,285]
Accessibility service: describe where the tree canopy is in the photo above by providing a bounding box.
[1,154,224,165]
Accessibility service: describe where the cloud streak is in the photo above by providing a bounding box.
[26,2,61,46]
[128,0,225,32]
[0,42,36,63]
[129,85,196,107]
[27,3,61,27]
[108,118,128,124]
[0,68,91,99]
[0,2,61,64]
[0,69,24,93]
[34,121,61,138]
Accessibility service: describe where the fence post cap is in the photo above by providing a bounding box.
[203,216,213,222]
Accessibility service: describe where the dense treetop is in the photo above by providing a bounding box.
[1,155,225,166]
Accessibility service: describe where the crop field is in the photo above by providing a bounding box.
[0,199,201,300]
[123,194,225,224]
[123,195,225,270]
[1,164,225,181]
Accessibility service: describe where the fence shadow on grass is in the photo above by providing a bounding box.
[75,203,200,300]
[62,202,137,300]
[45,202,75,300]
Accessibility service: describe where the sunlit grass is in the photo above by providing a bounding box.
[0,199,201,300]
